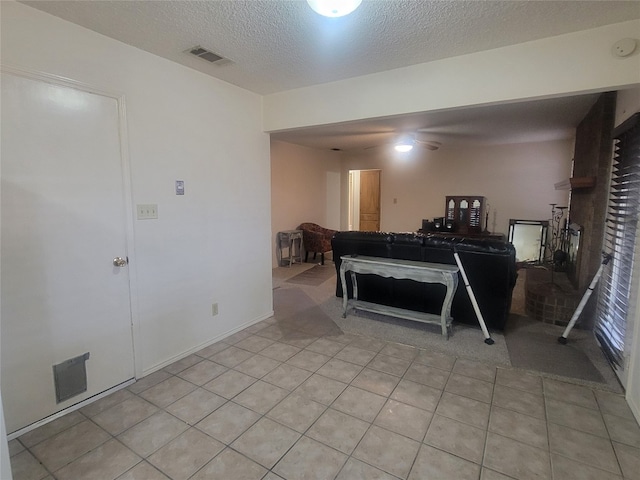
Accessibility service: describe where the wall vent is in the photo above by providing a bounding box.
[187,46,226,64]
[53,352,90,403]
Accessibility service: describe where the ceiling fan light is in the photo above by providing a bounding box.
[306,0,362,17]
[395,143,413,153]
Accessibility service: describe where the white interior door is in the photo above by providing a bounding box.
[1,71,135,433]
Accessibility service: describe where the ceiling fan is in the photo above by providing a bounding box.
[361,130,442,152]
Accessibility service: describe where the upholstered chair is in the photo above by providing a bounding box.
[297,222,337,265]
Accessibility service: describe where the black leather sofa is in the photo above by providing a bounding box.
[331,231,517,331]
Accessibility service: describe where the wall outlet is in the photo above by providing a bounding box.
[137,204,158,220]
[212,303,218,316]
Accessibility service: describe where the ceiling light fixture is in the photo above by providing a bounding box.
[394,135,414,152]
[306,0,362,17]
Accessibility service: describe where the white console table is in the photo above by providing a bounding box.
[339,255,459,338]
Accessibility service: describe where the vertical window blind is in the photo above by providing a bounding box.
[596,113,640,370]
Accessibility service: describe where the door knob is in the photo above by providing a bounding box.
[113,257,128,267]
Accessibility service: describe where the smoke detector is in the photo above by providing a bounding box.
[186,46,226,64]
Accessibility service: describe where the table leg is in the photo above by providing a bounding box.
[340,264,348,318]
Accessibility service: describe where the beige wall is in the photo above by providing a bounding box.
[340,140,574,235]
[270,140,341,267]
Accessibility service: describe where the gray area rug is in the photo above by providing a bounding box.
[505,315,605,383]
[285,264,336,286]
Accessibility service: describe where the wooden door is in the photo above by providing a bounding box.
[1,71,135,433]
[359,170,381,231]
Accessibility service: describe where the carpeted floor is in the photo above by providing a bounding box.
[273,260,623,393]
[286,264,336,286]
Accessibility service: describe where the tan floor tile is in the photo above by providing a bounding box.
[445,373,494,403]
[391,379,442,412]
[209,345,254,368]
[414,349,456,371]
[480,468,516,480]
[234,380,289,414]
[202,369,256,398]
[162,354,202,375]
[286,350,331,372]
[334,345,377,366]
[8,439,25,457]
[190,448,266,480]
[306,408,370,455]
[54,438,140,480]
[409,444,481,480]
[92,396,158,435]
[374,399,432,442]
[176,359,227,385]
[543,378,598,410]
[256,324,288,341]
[117,411,189,457]
[231,417,301,469]
[10,450,49,480]
[138,376,197,408]
[351,368,401,397]
[379,342,418,361]
[489,405,548,450]
[306,338,346,356]
[425,414,486,464]
[164,387,226,424]
[332,386,386,422]
[595,390,636,420]
[196,401,260,444]
[19,410,86,447]
[483,432,551,480]
[80,388,135,418]
[348,336,387,353]
[116,461,170,480]
[546,397,608,437]
[193,341,229,359]
[234,335,275,353]
[147,428,224,480]
[496,368,542,394]
[274,436,347,480]
[316,358,363,383]
[127,370,172,395]
[404,362,450,389]
[267,393,327,433]
[436,391,491,429]
[32,420,110,472]
[262,364,312,391]
[234,354,282,378]
[279,330,319,349]
[368,354,411,377]
[453,358,496,383]
[492,384,545,419]
[324,332,359,344]
[551,453,622,480]
[244,321,269,334]
[259,342,301,362]
[295,374,348,405]
[336,458,398,480]
[603,412,640,448]
[613,441,640,480]
[223,330,252,345]
[548,423,621,475]
[353,425,420,479]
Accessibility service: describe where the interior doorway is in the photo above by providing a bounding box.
[348,169,381,231]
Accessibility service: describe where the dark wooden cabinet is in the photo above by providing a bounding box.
[445,196,485,234]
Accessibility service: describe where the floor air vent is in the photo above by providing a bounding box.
[53,352,90,403]
[187,46,225,64]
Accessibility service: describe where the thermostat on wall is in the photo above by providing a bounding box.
[176,180,184,195]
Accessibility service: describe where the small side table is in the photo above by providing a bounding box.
[277,230,303,267]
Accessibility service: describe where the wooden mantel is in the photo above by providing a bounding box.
[554,176,596,190]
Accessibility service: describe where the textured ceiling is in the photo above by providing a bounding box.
[19,0,639,149]
[21,0,640,95]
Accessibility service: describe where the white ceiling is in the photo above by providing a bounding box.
[21,0,639,149]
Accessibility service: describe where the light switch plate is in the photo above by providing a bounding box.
[137,204,158,220]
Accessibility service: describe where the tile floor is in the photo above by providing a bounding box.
[9,313,640,480]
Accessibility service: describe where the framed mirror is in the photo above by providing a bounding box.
[508,219,548,263]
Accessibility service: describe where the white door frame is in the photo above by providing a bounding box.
[1,64,142,381]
